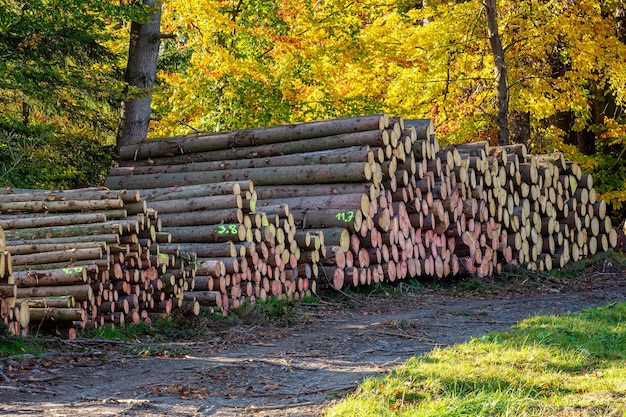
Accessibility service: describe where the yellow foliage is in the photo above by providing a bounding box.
[151,0,626,178]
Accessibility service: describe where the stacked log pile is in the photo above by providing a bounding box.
[0,228,28,335]
[0,188,194,337]
[104,179,318,313]
[107,113,617,307]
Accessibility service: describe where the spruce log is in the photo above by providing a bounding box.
[119,114,389,160]
[165,223,244,243]
[111,146,376,176]
[6,234,120,247]
[119,129,393,167]
[4,222,123,240]
[0,187,140,203]
[0,212,108,229]
[106,162,376,189]
[0,199,124,213]
[140,181,250,202]
[0,284,16,299]
[160,242,237,258]
[29,307,86,322]
[20,296,75,308]
[7,241,107,256]
[10,248,103,267]
[143,194,246,214]
[16,284,93,302]
[256,193,371,219]
[13,267,89,287]
[404,119,434,140]
[290,208,363,233]
[254,182,379,201]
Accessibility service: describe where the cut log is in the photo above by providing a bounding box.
[118,114,389,160]
[106,162,377,189]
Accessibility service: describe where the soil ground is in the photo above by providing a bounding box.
[1,264,625,417]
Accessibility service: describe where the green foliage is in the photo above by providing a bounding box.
[326,302,626,416]
[0,1,151,189]
[0,124,114,189]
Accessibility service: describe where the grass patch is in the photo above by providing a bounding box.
[0,323,47,357]
[325,302,626,417]
[230,297,304,327]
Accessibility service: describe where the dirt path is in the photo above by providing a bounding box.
[2,272,625,417]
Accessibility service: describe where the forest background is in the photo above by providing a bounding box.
[1,0,626,221]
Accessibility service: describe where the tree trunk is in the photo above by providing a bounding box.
[116,0,163,149]
[484,0,509,146]
[509,111,530,145]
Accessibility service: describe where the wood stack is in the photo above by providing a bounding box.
[107,115,395,304]
[0,228,28,335]
[102,178,318,313]
[106,113,617,303]
[0,187,193,337]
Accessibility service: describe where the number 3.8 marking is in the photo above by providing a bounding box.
[217,224,238,234]
[335,211,355,222]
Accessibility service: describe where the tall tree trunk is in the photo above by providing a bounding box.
[116,0,163,150]
[483,0,509,146]
[509,111,530,145]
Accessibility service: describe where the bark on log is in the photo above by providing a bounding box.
[13,267,88,287]
[0,212,108,229]
[16,284,93,302]
[119,129,393,167]
[140,181,250,202]
[0,199,124,213]
[4,222,123,240]
[112,146,377,176]
[29,307,86,322]
[106,162,376,189]
[118,114,389,160]
[0,188,140,203]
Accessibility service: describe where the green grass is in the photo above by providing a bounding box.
[325,302,626,417]
[0,323,47,357]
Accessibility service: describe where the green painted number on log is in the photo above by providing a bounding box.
[62,267,84,274]
[217,225,238,234]
[335,211,355,222]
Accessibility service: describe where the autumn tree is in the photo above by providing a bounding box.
[151,0,626,214]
